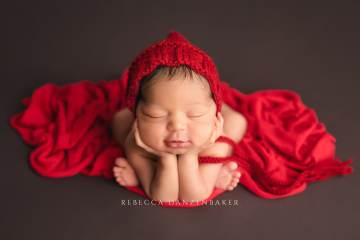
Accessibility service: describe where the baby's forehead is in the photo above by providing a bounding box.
[138,68,214,108]
[145,74,212,95]
[141,94,215,112]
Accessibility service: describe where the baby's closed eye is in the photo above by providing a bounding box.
[142,112,166,118]
[141,108,167,118]
[140,106,211,121]
[143,112,206,119]
[187,112,207,118]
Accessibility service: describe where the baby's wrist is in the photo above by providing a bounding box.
[158,154,177,166]
[178,152,198,162]
[177,153,199,171]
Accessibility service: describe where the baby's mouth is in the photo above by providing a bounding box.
[164,140,191,148]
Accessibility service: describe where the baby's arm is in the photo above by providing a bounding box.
[178,115,239,201]
[178,141,233,202]
[112,109,179,202]
[148,154,179,202]
[178,106,247,201]
[178,154,218,202]
[125,140,179,202]
[199,141,234,184]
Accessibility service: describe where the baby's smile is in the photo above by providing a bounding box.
[164,140,192,148]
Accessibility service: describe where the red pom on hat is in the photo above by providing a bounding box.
[124,31,223,114]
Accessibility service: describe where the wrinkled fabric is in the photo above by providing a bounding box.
[9,72,353,208]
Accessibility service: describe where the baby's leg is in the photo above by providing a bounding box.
[113,150,179,202]
[178,154,213,202]
[199,142,241,191]
[213,162,241,191]
[195,103,247,195]
[113,157,140,186]
[148,155,179,201]
[113,146,240,201]
[177,154,239,202]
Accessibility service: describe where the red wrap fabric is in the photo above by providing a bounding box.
[9,71,354,208]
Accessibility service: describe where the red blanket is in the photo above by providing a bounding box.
[9,72,354,208]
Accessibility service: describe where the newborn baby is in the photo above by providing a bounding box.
[111,65,247,202]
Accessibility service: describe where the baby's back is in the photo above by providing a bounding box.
[111,108,134,146]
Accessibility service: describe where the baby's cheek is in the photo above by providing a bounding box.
[189,122,214,145]
[138,122,167,149]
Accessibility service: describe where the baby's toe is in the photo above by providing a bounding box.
[232,179,239,187]
[115,157,128,167]
[234,171,241,178]
[112,166,123,175]
[113,169,123,177]
[231,176,239,183]
[116,176,126,186]
[230,171,241,181]
[227,177,240,191]
[227,161,238,171]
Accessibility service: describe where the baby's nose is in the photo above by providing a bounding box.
[167,115,187,132]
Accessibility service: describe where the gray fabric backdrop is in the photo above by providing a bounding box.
[2,1,359,239]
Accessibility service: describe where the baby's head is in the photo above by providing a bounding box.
[134,64,218,154]
[123,31,223,154]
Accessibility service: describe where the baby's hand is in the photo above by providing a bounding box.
[183,112,224,157]
[133,120,175,159]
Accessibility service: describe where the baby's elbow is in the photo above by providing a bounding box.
[228,113,247,143]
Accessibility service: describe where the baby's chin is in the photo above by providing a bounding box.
[164,148,190,155]
[161,144,201,155]
[151,144,190,155]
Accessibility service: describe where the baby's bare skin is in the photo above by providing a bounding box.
[112,103,247,202]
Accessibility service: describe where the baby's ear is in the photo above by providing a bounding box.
[216,112,224,127]
[216,112,222,120]
[213,112,220,125]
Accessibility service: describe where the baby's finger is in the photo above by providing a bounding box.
[213,114,221,138]
[133,126,156,154]
[210,124,218,144]
[133,126,142,146]
[217,114,224,135]
[218,113,224,128]
[133,119,138,132]
[133,122,145,148]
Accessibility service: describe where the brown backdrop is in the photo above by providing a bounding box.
[2,1,359,239]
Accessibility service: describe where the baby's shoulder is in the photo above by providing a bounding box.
[112,107,134,124]
[221,103,247,143]
[222,103,247,124]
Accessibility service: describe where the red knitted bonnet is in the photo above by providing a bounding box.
[124,31,223,115]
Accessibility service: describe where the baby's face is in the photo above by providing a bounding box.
[135,75,217,155]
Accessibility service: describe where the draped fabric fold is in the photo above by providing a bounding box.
[9,73,353,208]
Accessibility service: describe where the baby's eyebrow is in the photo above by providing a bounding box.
[188,102,207,105]
[186,102,212,106]
[143,100,209,107]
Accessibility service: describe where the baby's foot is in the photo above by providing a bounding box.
[215,161,241,191]
[112,157,139,187]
